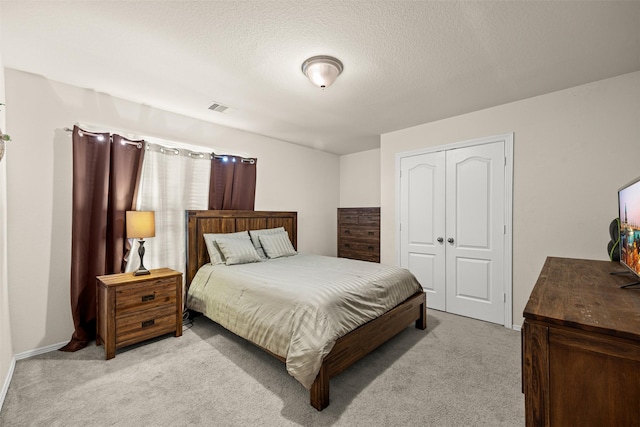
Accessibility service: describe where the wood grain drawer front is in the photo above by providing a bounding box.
[339,249,380,263]
[340,226,379,240]
[116,306,177,347]
[340,241,379,254]
[338,210,380,226]
[115,278,177,316]
[357,213,380,226]
[338,211,359,224]
[547,327,640,426]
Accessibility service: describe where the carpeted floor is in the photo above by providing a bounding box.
[0,310,524,426]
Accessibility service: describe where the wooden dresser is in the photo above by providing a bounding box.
[522,257,640,426]
[337,207,380,263]
[96,268,183,360]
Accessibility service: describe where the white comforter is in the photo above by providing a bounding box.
[186,253,422,389]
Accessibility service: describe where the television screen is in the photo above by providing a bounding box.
[619,176,640,278]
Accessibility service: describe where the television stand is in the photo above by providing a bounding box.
[523,257,640,426]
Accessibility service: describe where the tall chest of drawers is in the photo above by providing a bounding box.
[96,268,182,360]
[337,207,380,263]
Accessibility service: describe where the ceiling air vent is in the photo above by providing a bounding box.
[208,102,229,113]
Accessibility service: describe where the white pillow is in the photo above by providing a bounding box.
[249,227,287,259]
[259,232,297,259]
[203,231,250,265]
[216,237,262,265]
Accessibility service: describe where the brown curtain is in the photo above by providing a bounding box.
[60,126,145,352]
[208,155,257,210]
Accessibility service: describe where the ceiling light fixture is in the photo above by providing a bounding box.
[301,55,343,89]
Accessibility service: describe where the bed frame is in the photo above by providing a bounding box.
[185,210,427,410]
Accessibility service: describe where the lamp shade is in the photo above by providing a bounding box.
[126,211,155,239]
[301,55,343,88]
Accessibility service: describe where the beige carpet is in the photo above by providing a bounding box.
[0,310,524,426]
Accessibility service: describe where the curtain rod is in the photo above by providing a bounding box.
[213,154,256,164]
[65,126,256,163]
[64,127,143,149]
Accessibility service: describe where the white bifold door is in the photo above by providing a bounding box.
[400,140,506,324]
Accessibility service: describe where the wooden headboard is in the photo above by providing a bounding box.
[185,210,297,289]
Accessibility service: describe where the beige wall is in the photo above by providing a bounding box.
[0,4,15,408]
[4,67,638,357]
[381,71,640,327]
[339,148,381,208]
[5,69,339,354]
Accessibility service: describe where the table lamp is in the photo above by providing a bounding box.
[126,211,155,276]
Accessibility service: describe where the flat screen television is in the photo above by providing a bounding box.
[618,176,640,288]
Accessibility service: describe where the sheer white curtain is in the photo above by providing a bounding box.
[126,143,210,276]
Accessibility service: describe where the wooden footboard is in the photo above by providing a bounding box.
[310,291,427,410]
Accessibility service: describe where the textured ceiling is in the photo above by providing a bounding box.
[2,1,639,155]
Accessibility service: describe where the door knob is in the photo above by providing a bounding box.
[437,237,444,243]
[447,238,454,243]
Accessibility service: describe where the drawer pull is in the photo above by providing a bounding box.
[344,243,350,248]
[344,230,351,234]
[141,294,155,302]
[368,246,374,250]
[141,319,155,328]
[368,231,374,235]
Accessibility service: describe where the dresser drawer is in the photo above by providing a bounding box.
[340,240,379,254]
[338,210,380,226]
[115,278,177,316]
[339,249,380,263]
[357,213,380,226]
[340,226,380,240]
[338,211,359,224]
[116,306,177,347]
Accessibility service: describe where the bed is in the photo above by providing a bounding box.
[185,210,427,410]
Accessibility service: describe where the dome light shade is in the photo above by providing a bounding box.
[301,55,343,88]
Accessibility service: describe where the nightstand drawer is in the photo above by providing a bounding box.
[116,306,177,347]
[115,279,177,315]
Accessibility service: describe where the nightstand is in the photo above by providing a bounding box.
[96,268,183,360]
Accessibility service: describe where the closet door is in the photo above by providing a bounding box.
[399,139,507,325]
[445,141,505,324]
[400,152,446,311]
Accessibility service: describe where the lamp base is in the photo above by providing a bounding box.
[134,269,151,276]
[134,238,151,276]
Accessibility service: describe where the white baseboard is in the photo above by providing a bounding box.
[1,341,67,411]
[0,356,16,412]
[512,324,522,332]
[14,341,67,361]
